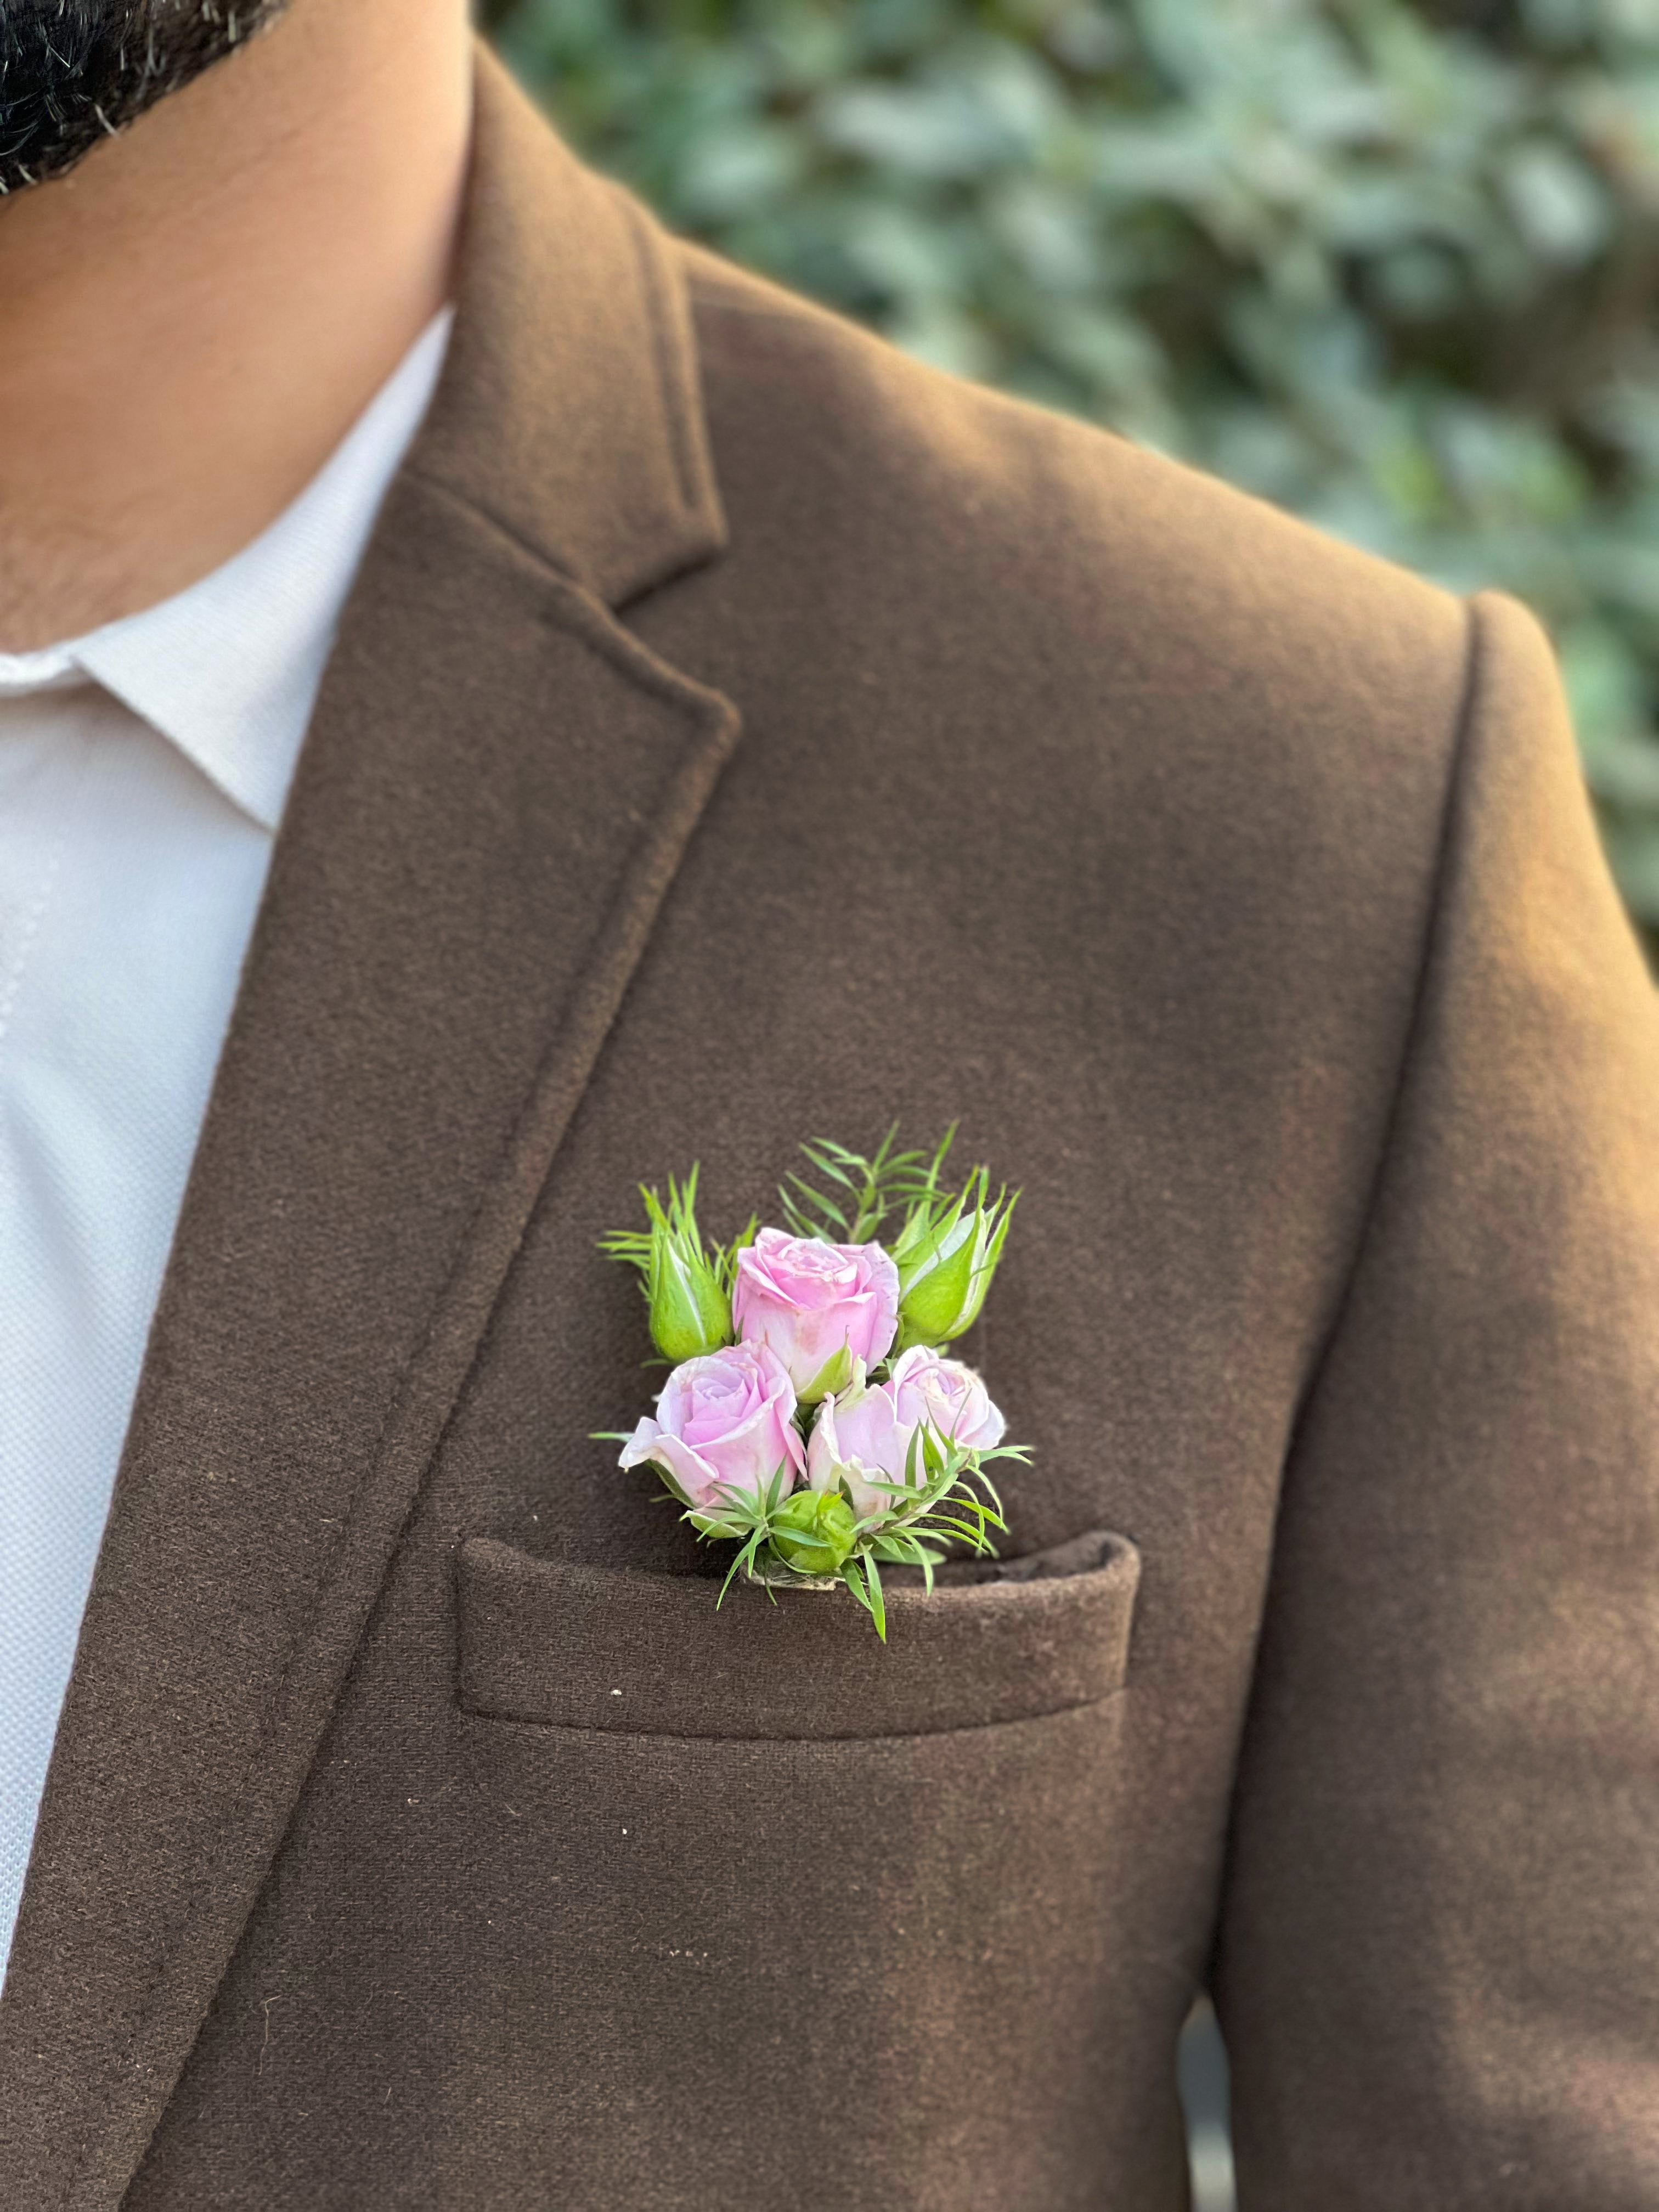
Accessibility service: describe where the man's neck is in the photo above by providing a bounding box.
[0,0,473,653]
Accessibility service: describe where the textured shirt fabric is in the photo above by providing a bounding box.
[0,309,452,1980]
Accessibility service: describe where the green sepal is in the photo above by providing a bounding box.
[795,1341,855,1406]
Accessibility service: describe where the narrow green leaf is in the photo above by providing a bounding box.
[862,1550,887,1641]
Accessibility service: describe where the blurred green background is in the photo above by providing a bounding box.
[481,0,1659,955]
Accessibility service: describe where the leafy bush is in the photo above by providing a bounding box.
[484,0,1659,945]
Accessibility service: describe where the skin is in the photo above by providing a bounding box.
[0,0,473,650]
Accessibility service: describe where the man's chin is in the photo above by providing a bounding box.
[0,0,290,195]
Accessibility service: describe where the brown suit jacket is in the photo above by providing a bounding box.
[2,47,1655,2210]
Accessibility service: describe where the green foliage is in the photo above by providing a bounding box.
[597,1164,737,1363]
[484,0,1659,943]
[780,1122,958,1245]
[703,1423,1018,1640]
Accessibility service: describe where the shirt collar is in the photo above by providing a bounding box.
[0,307,453,833]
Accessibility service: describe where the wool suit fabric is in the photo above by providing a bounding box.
[2,45,1655,2212]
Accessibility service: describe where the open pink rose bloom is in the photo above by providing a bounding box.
[731,1228,900,1395]
[808,1348,1005,1523]
[888,1345,1006,1453]
[619,1339,804,1517]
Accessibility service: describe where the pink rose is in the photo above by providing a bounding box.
[731,1228,900,1400]
[619,1340,805,1521]
[888,1345,1006,1452]
[805,1370,918,1522]
[807,1350,1005,1523]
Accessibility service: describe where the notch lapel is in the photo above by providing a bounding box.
[0,52,737,2207]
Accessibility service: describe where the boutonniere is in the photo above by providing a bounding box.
[595,1127,1027,1640]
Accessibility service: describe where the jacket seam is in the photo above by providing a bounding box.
[1280,592,1488,1467]
[1200,591,1491,1991]
[620,198,704,520]
[399,464,725,624]
[455,1681,1131,1745]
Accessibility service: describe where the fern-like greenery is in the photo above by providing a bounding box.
[780,1121,958,1246]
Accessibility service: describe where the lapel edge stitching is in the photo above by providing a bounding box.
[56,563,743,2210]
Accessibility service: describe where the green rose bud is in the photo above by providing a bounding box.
[768,1488,857,1578]
[599,1167,735,1365]
[895,1171,1017,1352]
[648,1234,731,1365]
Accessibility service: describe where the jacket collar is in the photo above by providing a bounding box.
[0,48,738,2207]
[412,46,726,607]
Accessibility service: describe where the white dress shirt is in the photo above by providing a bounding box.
[0,309,453,1980]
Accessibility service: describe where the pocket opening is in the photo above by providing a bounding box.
[455,1528,1141,1742]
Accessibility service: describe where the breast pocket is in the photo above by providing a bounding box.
[448,1531,1144,2209]
[455,1528,1139,1739]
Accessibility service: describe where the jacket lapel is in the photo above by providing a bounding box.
[0,51,737,2208]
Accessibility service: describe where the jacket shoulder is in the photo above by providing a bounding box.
[679,237,1468,731]
[675,239,1474,958]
